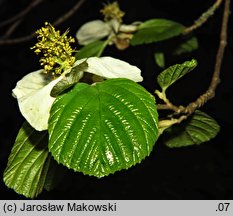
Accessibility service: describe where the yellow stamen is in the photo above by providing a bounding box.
[31,22,75,75]
[100,1,125,22]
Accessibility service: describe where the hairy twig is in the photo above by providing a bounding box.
[158,0,230,127]
[183,0,223,35]
[0,0,87,45]
[157,104,179,112]
[155,90,182,113]
[183,0,230,114]
[0,0,46,28]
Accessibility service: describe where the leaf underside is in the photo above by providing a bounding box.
[3,122,50,198]
[131,19,184,45]
[48,78,159,178]
[163,110,220,148]
[50,61,88,97]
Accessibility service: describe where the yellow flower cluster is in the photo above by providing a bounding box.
[100,1,125,22]
[31,22,75,75]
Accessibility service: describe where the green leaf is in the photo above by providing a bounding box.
[75,40,105,59]
[4,122,50,198]
[163,110,220,148]
[48,78,159,178]
[157,59,197,91]
[173,37,198,55]
[131,19,184,46]
[50,61,88,97]
[154,52,165,68]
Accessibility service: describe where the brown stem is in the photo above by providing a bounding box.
[158,0,230,125]
[184,0,230,114]
[0,0,87,45]
[159,0,230,127]
[157,104,184,113]
[183,0,223,35]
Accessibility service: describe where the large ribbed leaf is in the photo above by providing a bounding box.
[3,122,50,198]
[131,19,184,45]
[48,78,158,178]
[157,59,197,91]
[163,110,220,147]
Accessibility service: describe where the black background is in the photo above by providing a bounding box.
[0,0,233,199]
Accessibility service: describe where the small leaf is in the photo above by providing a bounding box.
[50,61,88,97]
[154,52,165,68]
[131,19,184,45]
[173,37,198,55]
[48,78,159,178]
[4,122,50,198]
[157,59,197,91]
[75,40,106,59]
[163,110,220,148]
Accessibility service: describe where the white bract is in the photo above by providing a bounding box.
[76,19,139,45]
[13,57,143,131]
[76,20,112,45]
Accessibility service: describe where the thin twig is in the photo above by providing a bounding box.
[183,0,223,35]
[0,33,36,45]
[157,104,178,111]
[1,19,23,39]
[155,90,182,112]
[184,0,230,114]
[52,0,87,26]
[0,0,87,45]
[158,0,225,113]
[0,0,46,28]
[158,0,231,127]
[157,102,183,113]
